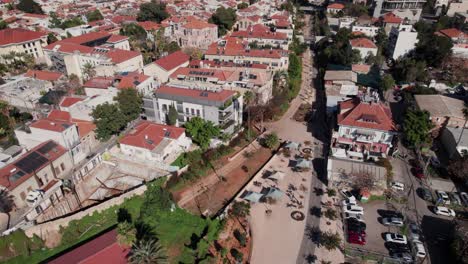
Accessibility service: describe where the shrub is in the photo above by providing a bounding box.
[326,188,336,197]
[230,248,243,263]
[323,208,337,220]
[233,229,247,247]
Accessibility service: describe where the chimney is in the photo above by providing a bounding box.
[50,122,55,126]
[145,134,148,140]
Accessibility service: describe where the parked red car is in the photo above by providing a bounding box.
[348,230,366,238]
[348,233,366,245]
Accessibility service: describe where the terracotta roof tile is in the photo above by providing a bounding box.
[154,51,190,71]
[60,97,84,107]
[327,3,345,9]
[155,85,235,102]
[338,101,396,131]
[119,121,185,150]
[350,38,377,49]
[25,70,63,81]
[0,28,46,46]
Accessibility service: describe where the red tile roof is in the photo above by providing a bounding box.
[48,109,72,122]
[25,70,63,81]
[352,64,371,74]
[231,24,288,40]
[338,101,396,131]
[327,3,345,9]
[0,28,46,46]
[115,73,149,89]
[206,37,288,59]
[138,21,161,31]
[381,12,402,24]
[438,28,467,39]
[0,140,67,190]
[154,51,190,71]
[48,229,129,264]
[111,15,136,25]
[22,13,48,19]
[72,118,96,138]
[83,77,113,89]
[30,118,74,132]
[60,97,84,107]
[96,48,141,64]
[155,85,235,102]
[189,60,268,69]
[119,121,185,150]
[350,38,377,49]
[106,34,129,43]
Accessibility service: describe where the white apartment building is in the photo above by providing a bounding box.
[388,24,418,60]
[0,28,47,62]
[143,85,243,134]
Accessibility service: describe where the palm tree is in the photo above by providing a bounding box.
[82,62,96,81]
[128,239,168,264]
[0,189,15,229]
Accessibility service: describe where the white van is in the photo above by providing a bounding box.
[412,240,426,258]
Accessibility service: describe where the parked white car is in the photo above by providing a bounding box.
[390,181,405,191]
[385,233,407,244]
[344,212,364,222]
[342,205,364,215]
[412,240,427,258]
[26,190,44,206]
[342,198,357,207]
[460,192,468,206]
[434,206,456,217]
[340,189,356,202]
[436,190,450,205]
[382,217,404,227]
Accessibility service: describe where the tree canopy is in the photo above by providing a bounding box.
[86,10,104,22]
[167,105,178,126]
[391,57,427,83]
[184,117,221,150]
[91,103,126,140]
[114,88,143,123]
[16,0,43,14]
[237,2,248,9]
[209,7,236,36]
[137,1,169,23]
[380,74,395,91]
[0,20,8,30]
[448,156,468,182]
[120,23,148,41]
[403,110,433,148]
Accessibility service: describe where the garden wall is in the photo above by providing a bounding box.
[24,184,147,240]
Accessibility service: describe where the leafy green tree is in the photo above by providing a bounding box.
[288,53,301,80]
[117,221,136,246]
[263,133,279,149]
[344,3,368,17]
[233,229,247,247]
[137,1,169,23]
[209,7,236,36]
[184,117,221,150]
[91,103,126,140]
[86,10,103,22]
[391,57,427,83]
[60,17,84,29]
[114,88,142,123]
[140,182,173,221]
[16,0,43,14]
[319,231,341,250]
[415,35,453,67]
[47,33,58,44]
[120,23,147,41]
[237,2,248,9]
[230,201,250,218]
[0,189,15,229]
[49,12,62,28]
[375,27,388,55]
[167,104,178,125]
[128,239,168,264]
[380,74,395,91]
[403,110,433,148]
[0,20,8,30]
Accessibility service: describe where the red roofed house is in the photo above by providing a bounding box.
[0,140,73,218]
[380,12,402,33]
[25,70,65,87]
[174,19,218,50]
[119,121,192,163]
[59,97,84,111]
[0,28,47,62]
[332,99,397,161]
[15,108,98,165]
[143,84,243,134]
[350,38,378,60]
[327,3,345,14]
[230,24,290,49]
[143,50,190,82]
[83,72,156,97]
[48,229,130,264]
[43,31,142,81]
